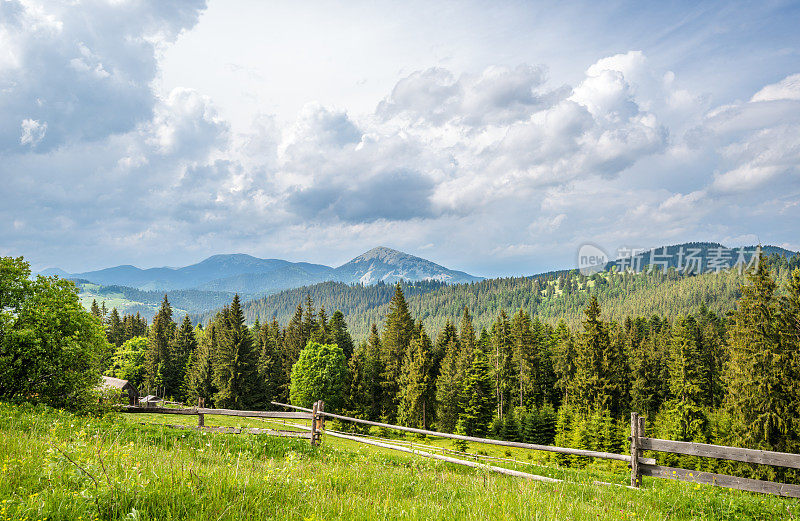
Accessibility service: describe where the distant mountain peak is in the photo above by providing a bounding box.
[336,246,482,285]
[349,246,410,263]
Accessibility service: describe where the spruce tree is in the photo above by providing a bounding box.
[184,321,217,405]
[397,325,434,429]
[512,309,536,408]
[327,310,354,359]
[169,315,197,402]
[433,321,458,383]
[666,315,707,442]
[380,283,415,422]
[491,310,515,418]
[458,349,496,437]
[436,339,463,433]
[144,295,176,397]
[552,320,575,404]
[107,308,124,347]
[214,295,260,409]
[727,262,799,458]
[257,319,284,408]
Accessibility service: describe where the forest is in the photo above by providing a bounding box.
[95,254,800,482]
[203,252,800,338]
[3,253,800,484]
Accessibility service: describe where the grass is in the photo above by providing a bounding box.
[1,403,799,520]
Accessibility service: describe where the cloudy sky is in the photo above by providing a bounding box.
[1,0,799,277]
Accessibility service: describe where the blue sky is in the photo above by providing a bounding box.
[1,0,799,277]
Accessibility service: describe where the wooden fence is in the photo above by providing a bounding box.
[629,412,800,498]
[119,401,800,497]
[118,402,323,445]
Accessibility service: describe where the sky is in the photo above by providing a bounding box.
[1,0,799,277]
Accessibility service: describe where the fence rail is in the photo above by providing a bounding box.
[120,402,800,498]
[271,401,654,465]
[118,404,316,443]
[629,412,800,498]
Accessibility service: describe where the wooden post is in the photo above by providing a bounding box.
[198,397,205,428]
[317,401,325,445]
[310,401,319,447]
[630,412,641,488]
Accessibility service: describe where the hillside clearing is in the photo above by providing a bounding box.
[1,404,798,520]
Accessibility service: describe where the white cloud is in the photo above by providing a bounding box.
[19,118,46,146]
[1,0,798,275]
[751,73,800,102]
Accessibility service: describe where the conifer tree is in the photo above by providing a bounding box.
[214,295,260,409]
[512,309,537,408]
[107,308,124,347]
[184,321,217,405]
[436,339,463,433]
[667,315,707,442]
[398,325,434,428]
[573,296,613,412]
[380,283,415,422]
[491,310,515,417]
[552,320,575,403]
[91,299,101,318]
[144,295,176,397]
[727,262,799,456]
[257,319,284,407]
[327,310,355,359]
[457,349,496,437]
[169,315,197,401]
[458,307,476,361]
[433,320,458,382]
[283,304,305,392]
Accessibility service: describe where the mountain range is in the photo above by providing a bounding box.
[42,246,483,295]
[40,242,797,324]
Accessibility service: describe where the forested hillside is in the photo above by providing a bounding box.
[216,260,798,340]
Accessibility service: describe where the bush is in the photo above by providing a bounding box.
[0,257,110,409]
[289,341,348,411]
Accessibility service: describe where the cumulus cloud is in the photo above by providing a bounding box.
[19,119,47,146]
[751,73,800,102]
[0,0,206,151]
[1,1,798,274]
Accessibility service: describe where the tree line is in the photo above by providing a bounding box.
[3,252,799,483]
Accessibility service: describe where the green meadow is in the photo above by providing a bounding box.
[1,403,798,520]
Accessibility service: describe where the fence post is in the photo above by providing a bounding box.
[630,412,641,488]
[198,397,205,428]
[310,401,319,447]
[317,401,325,445]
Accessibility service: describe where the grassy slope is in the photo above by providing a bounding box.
[1,403,798,520]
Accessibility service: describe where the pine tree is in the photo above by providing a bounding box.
[184,321,217,405]
[458,349,496,437]
[214,295,260,409]
[491,310,515,418]
[727,261,799,458]
[398,325,434,429]
[169,315,197,402]
[327,310,354,359]
[512,309,538,408]
[257,319,284,408]
[436,339,462,433]
[90,299,101,318]
[666,315,707,442]
[283,304,305,397]
[380,283,415,422]
[107,308,124,347]
[573,296,613,412]
[433,321,458,383]
[144,295,176,397]
[553,320,575,404]
[458,307,476,361]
